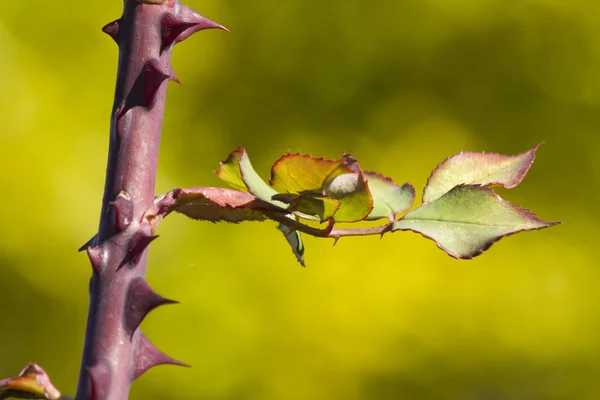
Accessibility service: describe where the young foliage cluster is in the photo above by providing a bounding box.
[145,144,558,266]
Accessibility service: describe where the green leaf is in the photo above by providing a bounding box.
[218,147,288,208]
[289,194,341,222]
[274,192,341,222]
[423,144,541,203]
[215,148,248,192]
[277,217,305,266]
[270,153,368,222]
[393,185,558,259]
[321,155,373,222]
[238,149,282,203]
[364,171,415,221]
[270,153,340,193]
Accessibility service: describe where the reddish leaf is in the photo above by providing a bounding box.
[423,144,541,203]
[145,187,287,231]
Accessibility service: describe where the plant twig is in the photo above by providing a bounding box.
[75,2,225,399]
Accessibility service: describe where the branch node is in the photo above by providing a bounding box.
[109,190,133,232]
[125,277,178,336]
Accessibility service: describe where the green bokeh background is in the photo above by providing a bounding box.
[1,1,597,399]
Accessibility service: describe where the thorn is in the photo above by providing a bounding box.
[117,59,170,119]
[161,7,228,53]
[86,360,111,400]
[118,231,159,269]
[87,245,106,275]
[167,65,181,85]
[381,223,393,238]
[133,331,189,380]
[124,277,178,336]
[332,237,340,246]
[109,190,133,232]
[78,234,98,252]
[324,219,335,235]
[101,19,120,44]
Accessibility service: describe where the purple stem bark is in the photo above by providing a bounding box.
[75,1,225,399]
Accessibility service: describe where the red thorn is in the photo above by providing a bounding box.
[102,19,120,44]
[119,232,159,269]
[125,277,178,336]
[324,219,335,235]
[86,360,111,400]
[332,237,340,246]
[167,65,181,85]
[109,190,133,232]
[381,223,393,238]
[117,59,170,119]
[161,6,227,53]
[87,245,106,275]
[78,234,98,252]
[133,331,189,380]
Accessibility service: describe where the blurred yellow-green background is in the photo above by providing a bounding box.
[1,1,598,399]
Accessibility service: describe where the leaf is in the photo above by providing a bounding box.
[0,364,71,400]
[221,149,372,222]
[273,192,341,222]
[217,147,288,208]
[269,153,340,193]
[287,194,341,222]
[277,216,306,266]
[364,171,415,221]
[423,144,541,203]
[215,148,247,192]
[321,155,373,222]
[269,152,373,222]
[393,185,558,259]
[145,187,287,231]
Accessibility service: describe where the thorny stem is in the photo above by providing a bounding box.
[75,1,225,399]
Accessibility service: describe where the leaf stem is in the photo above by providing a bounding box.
[264,211,392,239]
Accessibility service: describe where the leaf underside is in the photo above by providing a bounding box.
[423,143,541,203]
[146,145,557,265]
[393,185,558,259]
